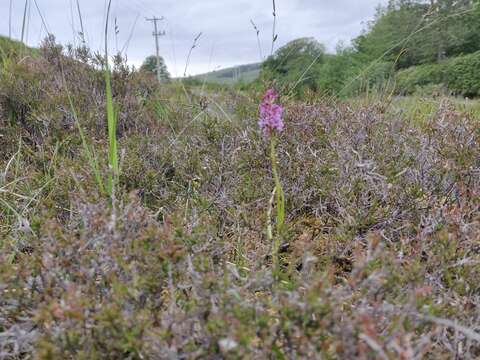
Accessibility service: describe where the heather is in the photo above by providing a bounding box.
[0,33,479,359]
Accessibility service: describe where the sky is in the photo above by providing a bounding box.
[0,0,389,76]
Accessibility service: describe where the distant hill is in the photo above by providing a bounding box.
[193,63,261,85]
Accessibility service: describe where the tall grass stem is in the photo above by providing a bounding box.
[104,0,119,196]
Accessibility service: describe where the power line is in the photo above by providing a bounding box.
[117,0,154,17]
[129,0,158,16]
[121,13,140,55]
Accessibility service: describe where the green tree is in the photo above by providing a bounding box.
[424,0,480,61]
[354,0,480,68]
[316,45,362,95]
[261,38,326,93]
[140,55,170,81]
[353,1,430,68]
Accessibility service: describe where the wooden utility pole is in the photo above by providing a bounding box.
[146,16,166,83]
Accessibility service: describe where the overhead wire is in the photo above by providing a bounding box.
[120,13,141,55]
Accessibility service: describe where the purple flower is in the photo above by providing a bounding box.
[259,89,284,138]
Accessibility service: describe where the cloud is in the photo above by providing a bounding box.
[0,0,388,76]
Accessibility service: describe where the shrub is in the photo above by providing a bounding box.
[395,51,480,97]
[316,51,361,96]
[261,38,326,95]
[444,51,480,97]
[395,63,445,95]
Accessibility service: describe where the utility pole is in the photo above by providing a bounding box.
[146,16,166,83]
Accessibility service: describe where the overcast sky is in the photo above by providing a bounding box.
[1,0,388,76]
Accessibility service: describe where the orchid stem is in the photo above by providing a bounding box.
[269,136,285,276]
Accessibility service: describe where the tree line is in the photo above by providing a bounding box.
[260,0,480,97]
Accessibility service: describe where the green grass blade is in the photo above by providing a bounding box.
[68,92,106,196]
[104,0,119,197]
[104,66,118,195]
